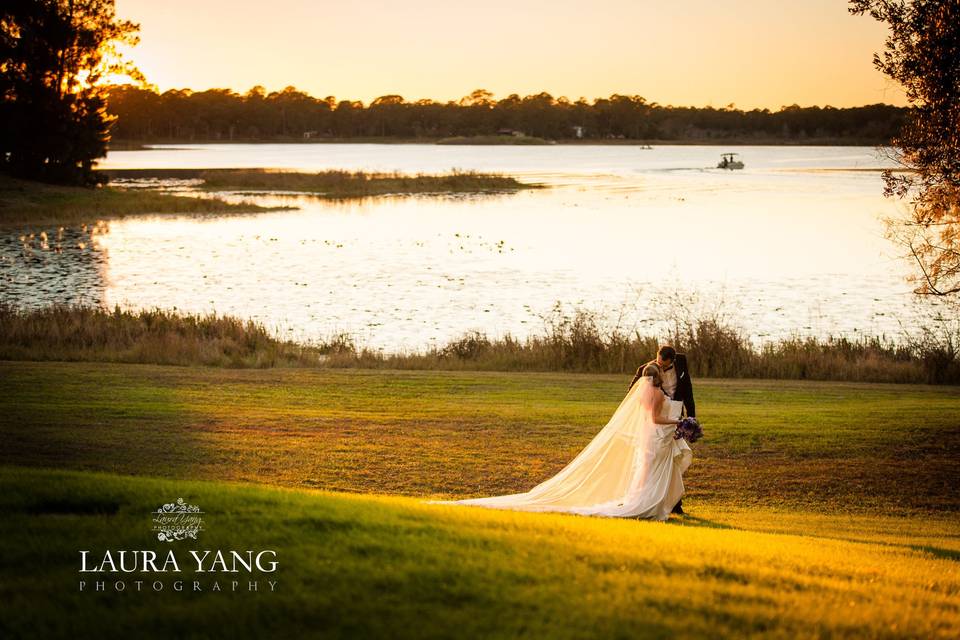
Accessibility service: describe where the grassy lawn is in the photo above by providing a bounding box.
[2,361,959,638]
[2,361,958,514]
[1,466,957,639]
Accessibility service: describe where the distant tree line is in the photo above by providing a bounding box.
[105,85,907,144]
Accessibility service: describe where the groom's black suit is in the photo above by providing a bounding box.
[628,353,696,418]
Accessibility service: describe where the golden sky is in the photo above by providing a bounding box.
[114,0,907,109]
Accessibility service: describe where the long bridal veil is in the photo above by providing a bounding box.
[427,377,690,518]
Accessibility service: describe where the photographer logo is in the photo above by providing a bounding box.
[152,497,204,542]
[79,498,278,594]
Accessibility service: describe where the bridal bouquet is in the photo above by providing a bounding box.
[674,417,703,443]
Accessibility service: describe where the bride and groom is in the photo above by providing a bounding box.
[430,346,697,521]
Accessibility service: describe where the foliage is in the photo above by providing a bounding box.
[0,0,141,185]
[850,0,960,294]
[103,83,908,144]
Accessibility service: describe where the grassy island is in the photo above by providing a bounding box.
[188,168,540,197]
[1,168,540,226]
[0,173,290,226]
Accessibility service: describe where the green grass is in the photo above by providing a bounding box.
[2,362,959,637]
[0,173,291,226]
[2,361,958,514]
[1,466,958,639]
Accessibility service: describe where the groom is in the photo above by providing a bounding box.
[628,345,696,515]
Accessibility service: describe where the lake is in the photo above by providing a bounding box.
[1,143,944,352]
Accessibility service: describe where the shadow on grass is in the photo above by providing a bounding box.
[670,513,960,563]
[665,514,737,530]
[906,544,960,562]
[784,536,960,563]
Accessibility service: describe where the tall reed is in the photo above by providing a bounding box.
[0,303,319,368]
[1,303,956,384]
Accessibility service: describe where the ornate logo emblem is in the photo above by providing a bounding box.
[152,498,205,542]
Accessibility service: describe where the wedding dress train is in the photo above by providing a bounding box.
[427,377,692,520]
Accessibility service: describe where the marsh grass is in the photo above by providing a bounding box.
[0,304,319,368]
[2,303,957,384]
[193,168,539,197]
[0,173,290,226]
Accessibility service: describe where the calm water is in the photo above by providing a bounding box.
[0,143,942,352]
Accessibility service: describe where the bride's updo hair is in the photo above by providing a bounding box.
[641,362,663,387]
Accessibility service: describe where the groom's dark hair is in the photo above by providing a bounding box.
[658,345,676,361]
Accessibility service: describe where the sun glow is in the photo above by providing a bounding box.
[113,0,906,109]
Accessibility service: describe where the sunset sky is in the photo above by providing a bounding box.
[114,0,907,109]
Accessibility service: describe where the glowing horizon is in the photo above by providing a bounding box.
[114,0,908,110]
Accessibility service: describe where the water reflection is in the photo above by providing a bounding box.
[1,223,109,307]
[0,145,945,351]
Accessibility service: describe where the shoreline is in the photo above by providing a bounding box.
[107,137,892,149]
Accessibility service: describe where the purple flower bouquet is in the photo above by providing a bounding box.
[674,417,703,443]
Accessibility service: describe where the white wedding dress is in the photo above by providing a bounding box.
[427,377,692,520]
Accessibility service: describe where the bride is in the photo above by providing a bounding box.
[428,368,692,520]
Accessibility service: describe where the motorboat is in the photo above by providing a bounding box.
[717,152,744,170]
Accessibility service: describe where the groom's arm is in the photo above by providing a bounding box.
[685,379,696,417]
[627,366,644,391]
[679,355,696,417]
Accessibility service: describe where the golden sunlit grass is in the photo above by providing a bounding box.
[0,173,291,226]
[194,168,540,197]
[2,466,958,638]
